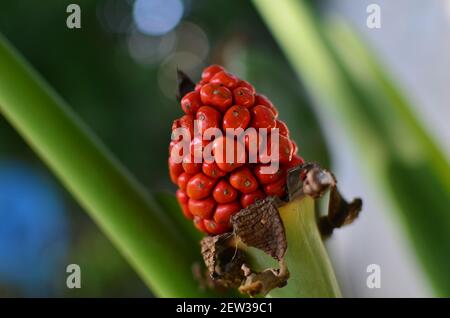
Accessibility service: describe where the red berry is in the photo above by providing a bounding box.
[223,105,251,130]
[204,219,230,235]
[278,135,294,164]
[196,106,221,135]
[171,119,180,131]
[186,173,216,199]
[202,161,227,179]
[255,94,278,118]
[213,201,241,225]
[176,189,189,205]
[210,71,239,90]
[291,140,298,155]
[237,80,256,94]
[188,197,216,219]
[264,174,287,197]
[171,117,194,142]
[178,115,195,137]
[168,157,184,184]
[180,203,193,219]
[213,180,238,203]
[193,216,208,233]
[233,87,255,108]
[284,154,305,169]
[182,153,202,174]
[276,120,289,137]
[195,79,207,91]
[177,172,192,191]
[240,189,265,208]
[201,64,225,82]
[250,105,276,129]
[259,134,293,164]
[181,91,202,115]
[176,189,189,204]
[254,164,283,185]
[200,83,233,113]
[229,167,259,194]
[212,136,246,172]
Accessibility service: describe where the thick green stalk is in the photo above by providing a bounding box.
[247,196,342,297]
[0,34,213,297]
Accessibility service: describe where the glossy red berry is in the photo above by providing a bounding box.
[233,87,255,108]
[255,94,278,118]
[212,136,246,172]
[177,172,192,191]
[223,105,251,130]
[188,197,216,219]
[210,71,239,90]
[240,189,265,208]
[291,140,298,154]
[202,161,227,179]
[237,80,256,94]
[180,203,193,219]
[201,64,225,82]
[213,179,238,203]
[258,134,293,164]
[168,157,184,184]
[182,153,202,174]
[196,106,221,135]
[250,105,276,129]
[176,189,189,206]
[276,120,289,137]
[193,216,208,233]
[229,167,259,194]
[178,114,195,138]
[284,154,305,169]
[195,80,206,91]
[181,91,202,115]
[278,135,294,164]
[213,201,241,226]
[204,219,230,235]
[254,164,283,185]
[186,172,216,200]
[200,83,232,113]
[264,173,287,197]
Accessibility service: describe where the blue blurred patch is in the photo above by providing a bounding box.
[0,160,69,296]
[133,0,184,36]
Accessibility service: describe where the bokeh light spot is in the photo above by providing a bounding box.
[133,0,184,36]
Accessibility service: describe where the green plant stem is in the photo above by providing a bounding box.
[0,34,214,297]
[247,196,342,297]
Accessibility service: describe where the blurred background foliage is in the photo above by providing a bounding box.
[0,0,327,296]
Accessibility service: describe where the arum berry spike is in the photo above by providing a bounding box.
[171,65,362,297]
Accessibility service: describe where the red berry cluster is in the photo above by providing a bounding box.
[169,65,304,235]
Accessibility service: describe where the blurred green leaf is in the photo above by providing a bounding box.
[253,0,450,295]
[324,21,450,296]
[154,192,203,244]
[0,33,217,297]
